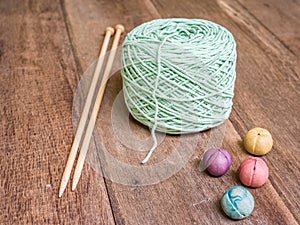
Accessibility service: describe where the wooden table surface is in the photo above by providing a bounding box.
[1,0,299,224]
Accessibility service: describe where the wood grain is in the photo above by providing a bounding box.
[0,0,299,224]
[151,0,300,223]
[237,0,300,57]
[0,0,114,224]
[64,0,300,224]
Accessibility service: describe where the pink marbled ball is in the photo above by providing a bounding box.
[238,157,269,188]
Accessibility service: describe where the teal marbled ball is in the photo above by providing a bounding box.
[221,186,254,220]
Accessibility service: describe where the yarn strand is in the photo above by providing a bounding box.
[141,36,169,163]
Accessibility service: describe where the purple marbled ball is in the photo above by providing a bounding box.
[203,148,231,176]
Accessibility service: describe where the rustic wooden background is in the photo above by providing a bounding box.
[0,0,299,224]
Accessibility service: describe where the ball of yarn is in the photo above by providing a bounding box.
[238,157,269,188]
[221,186,255,220]
[202,148,231,176]
[121,18,237,134]
[244,127,273,156]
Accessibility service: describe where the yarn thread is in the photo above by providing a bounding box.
[121,19,237,163]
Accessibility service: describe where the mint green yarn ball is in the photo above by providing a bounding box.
[121,18,236,134]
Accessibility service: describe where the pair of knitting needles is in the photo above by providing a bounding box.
[59,24,125,198]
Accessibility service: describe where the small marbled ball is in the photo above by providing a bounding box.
[244,127,273,156]
[238,157,269,188]
[221,186,255,220]
[202,148,231,176]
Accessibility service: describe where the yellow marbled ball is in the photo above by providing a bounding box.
[244,127,273,156]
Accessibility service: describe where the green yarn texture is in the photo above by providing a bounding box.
[121,18,237,135]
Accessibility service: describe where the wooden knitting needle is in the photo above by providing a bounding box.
[59,26,115,198]
[71,24,125,191]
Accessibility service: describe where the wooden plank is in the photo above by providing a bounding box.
[151,0,300,223]
[64,0,299,225]
[0,0,114,224]
[237,0,300,57]
[1,0,299,224]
